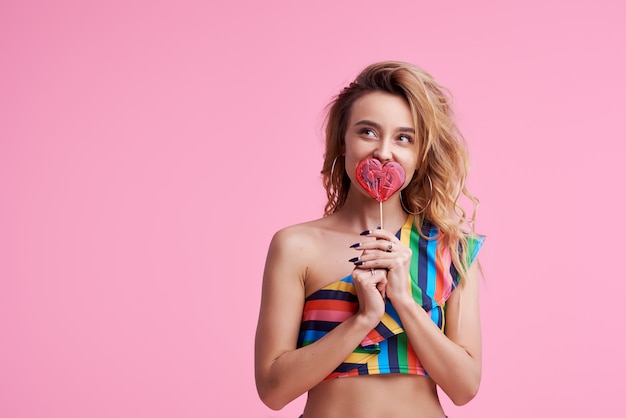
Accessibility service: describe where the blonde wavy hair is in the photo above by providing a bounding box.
[321,61,479,279]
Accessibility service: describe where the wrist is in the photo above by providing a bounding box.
[389,293,415,310]
[354,310,382,331]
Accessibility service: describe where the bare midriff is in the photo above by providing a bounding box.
[302,374,446,418]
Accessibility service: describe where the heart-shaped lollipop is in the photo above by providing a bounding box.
[356,158,406,202]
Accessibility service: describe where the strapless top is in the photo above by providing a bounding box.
[297,215,484,380]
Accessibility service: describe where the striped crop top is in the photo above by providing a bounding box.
[297,215,484,380]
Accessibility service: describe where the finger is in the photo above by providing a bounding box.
[368,240,396,253]
[376,276,388,299]
[353,265,386,279]
[352,258,393,270]
[351,238,401,253]
[352,269,388,295]
[352,250,396,264]
[359,229,400,242]
[354,258,394,270]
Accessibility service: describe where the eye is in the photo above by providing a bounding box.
[397,134,413,143]
[359,128,377,138]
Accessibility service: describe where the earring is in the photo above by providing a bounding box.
[330,155,341,182]
[400,174,433,215]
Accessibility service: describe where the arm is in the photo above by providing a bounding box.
[391,260,482,405]
[254,227,386,410]
[353,230,482,405]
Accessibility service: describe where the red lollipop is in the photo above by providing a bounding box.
[356,158,406,202]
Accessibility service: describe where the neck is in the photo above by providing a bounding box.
[336,189,408,232]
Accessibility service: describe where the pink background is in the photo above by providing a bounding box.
[1,1,624,416]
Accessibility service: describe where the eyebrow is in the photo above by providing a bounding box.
[354,120,415,134]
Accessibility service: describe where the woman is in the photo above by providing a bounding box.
[255,61,484,418]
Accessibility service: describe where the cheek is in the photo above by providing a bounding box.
[402,170,415,188]
[343,147,364,180]
[344,161,359,187]
[401,156,419,187]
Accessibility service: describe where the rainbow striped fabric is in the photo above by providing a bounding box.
[297,215,484,380]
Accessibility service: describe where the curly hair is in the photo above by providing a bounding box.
[321,61,479,278]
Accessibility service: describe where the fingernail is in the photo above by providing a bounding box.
[350,242,361,248]
[348,257,359,262]
[360,230,371,236]
[354,261,363,266]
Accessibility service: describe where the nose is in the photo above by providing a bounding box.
[373,138,393,162]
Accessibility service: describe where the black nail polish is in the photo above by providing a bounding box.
[350,242,361,248]
[376,226,381,230]
[354,261,363,266]
[360,230,371,236]
[348,257,359,262]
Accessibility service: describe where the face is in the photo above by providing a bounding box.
[343,91,419,196]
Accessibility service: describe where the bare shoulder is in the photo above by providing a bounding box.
[265,217,330,281]
[271,220,322,249]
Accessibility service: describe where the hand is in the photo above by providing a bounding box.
[351,255,387,327]
[351,229,412,304]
